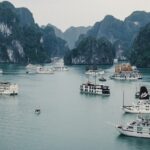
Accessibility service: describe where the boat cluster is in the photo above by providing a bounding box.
[117,115,150,138]
[110,64,150,138]
[116,86,150,138]
[26,63,69,74]
[80,63,150,139]
[0,59,69,97]
[80,68,110,96]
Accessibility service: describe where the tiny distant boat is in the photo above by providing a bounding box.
[85,70,104,76]
[80,81,110,95]
[54,66,69,71]
[36,67,54,74]
[123,86,150,114]
[99,77,107,82]
[113,58,118,64]
[35,109,41,115]
[116,115,150,138]
[0,82,19,95]
[26,64,35,69]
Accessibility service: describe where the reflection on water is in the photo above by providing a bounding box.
[117,135,150,150]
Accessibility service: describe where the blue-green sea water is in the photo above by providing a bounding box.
[0,64,150,150]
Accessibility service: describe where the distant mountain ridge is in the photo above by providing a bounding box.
[64,11,150,65]
[77,11,150,59]
[130,23,150,67]
[48,24,91,49]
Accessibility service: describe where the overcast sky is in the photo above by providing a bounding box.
[4,0,150,31]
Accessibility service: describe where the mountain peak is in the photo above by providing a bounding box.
[0,1,15,9]
[125,11,150,23]
[103,15,116,20]
[16,7,35,26]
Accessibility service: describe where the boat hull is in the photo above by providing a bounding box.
[117,126,150,138]
[110,76,138,81]
[80,91,110,96]
[123,106,150,114]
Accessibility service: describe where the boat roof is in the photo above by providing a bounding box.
[81,82,109,87]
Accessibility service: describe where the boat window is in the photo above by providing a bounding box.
[137,127,142,132]
[128,126,133,129]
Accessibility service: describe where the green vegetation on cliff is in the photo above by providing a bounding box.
[130,23,150,67]
[64,37,115,65]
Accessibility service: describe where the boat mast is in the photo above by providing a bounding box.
[123,91,125,108]
[94,71,96,85]
[88,75,90,82]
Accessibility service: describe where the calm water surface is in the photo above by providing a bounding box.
[0,64,150,150]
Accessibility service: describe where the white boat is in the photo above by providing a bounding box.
[80,82,110,95]
[99,77,107,82]
[0,82,19,95]
[113,58,118,64]
[36,67,54,74]
[110,64,142,81]
[123,86,150,114]
[116,115,150,138]
[85,70,104,76]
[54,66,69,71]
[110,72,141,81]
[123,101,150,114]
[26,64,35,69]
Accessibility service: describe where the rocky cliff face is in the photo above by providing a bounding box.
[64,37,114,65]
[130,23,150,67]
[0,1,68,63]
[16,7,35,27]
[42,26,69,58]
[63,26,91,49]
[78,11,150,59]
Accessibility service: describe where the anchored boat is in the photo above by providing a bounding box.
[122,86,150,114]
[80,81,110,95]
[99,77,107,82]
[54,66,69,71]
[85,70,104,76]
[0,82,19,95]
[36,67,54,74]
[116,115,150,138]
[110,64,142,81]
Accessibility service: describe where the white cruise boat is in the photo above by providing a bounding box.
[110,64,142,81]
[0,82,18,95]
[36,67,54,74]
[54,66,69,71]
[123,86,150,114]
[116,115,150,138]
[26,64,36,69]
[110,73,141,80]
[123,101,150,114]
[85,70,104,76]
[80,82,110,95]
